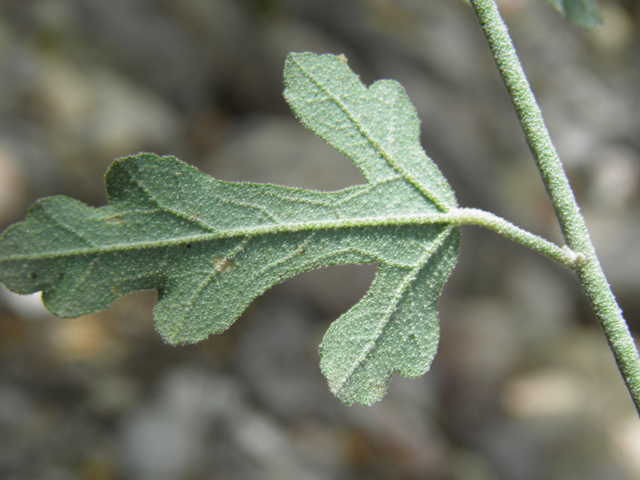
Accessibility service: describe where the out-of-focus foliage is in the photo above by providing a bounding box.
[547,0,602,28]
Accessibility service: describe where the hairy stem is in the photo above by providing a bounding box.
[469,0,640,414]
[447,208,577,267]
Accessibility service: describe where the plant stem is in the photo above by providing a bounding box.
[448,208,576,267]
[469,0,640,414]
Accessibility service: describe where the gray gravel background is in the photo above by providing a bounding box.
[1,0,640,479]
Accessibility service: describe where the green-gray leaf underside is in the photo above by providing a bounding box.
[547,0,602,29]
[0,53,459,405]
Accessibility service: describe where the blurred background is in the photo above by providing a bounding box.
[1,0,639,479]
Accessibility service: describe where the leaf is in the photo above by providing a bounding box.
[0,53,459,405]
[283,53,458,211]
[547,0,602,29]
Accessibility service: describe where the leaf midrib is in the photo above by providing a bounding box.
[2,212,455,262]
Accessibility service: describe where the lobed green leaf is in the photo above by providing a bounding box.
[0,53,460,405]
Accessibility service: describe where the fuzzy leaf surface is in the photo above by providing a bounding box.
[0,53,459,405]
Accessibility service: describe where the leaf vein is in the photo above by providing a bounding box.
[290,55,450,212]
